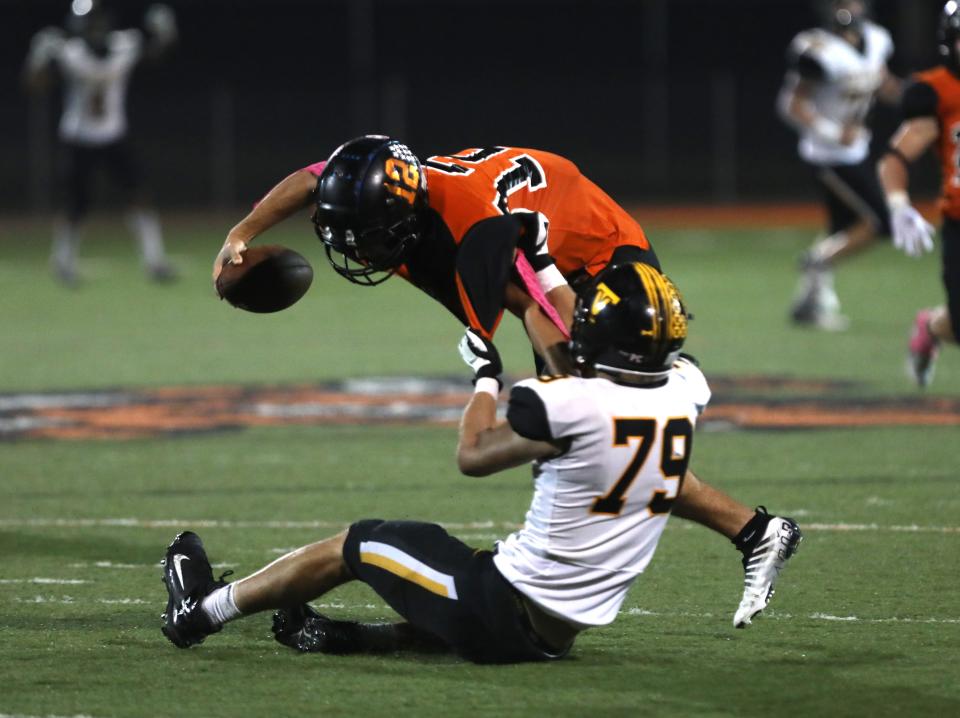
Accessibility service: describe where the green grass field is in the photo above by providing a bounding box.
[1,214,958,717]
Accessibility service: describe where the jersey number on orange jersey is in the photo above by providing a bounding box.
[425,148,547,213]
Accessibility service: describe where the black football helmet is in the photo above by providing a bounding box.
[570,262,690,379]
[941,1,960,73]
[818,0,870,33]
[313,135,428,286]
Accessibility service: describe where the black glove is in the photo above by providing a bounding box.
[513,211,555,272]
[458,328,503,387]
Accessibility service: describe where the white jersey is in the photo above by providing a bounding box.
[493,358,711,630]
[55,30,144,146]
[787,21,893,165]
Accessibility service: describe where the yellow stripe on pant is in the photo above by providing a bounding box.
[359,540,459,599]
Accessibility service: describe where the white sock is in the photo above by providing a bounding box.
[201,583,242,627]
[126,209,167,269]
[807,231,847,268]
[51,220,80,272]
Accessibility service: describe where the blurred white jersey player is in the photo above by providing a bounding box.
[23,1,178,286]
[778,0,900,330]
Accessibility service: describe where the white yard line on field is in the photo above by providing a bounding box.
[8,594,959,626]
[0,578,89,585]
[0,517,507,531]
[625,607,960,625]
[13,596,151,605]
[65,561,237,570]
[9,596,960,628]
[804,522,960,534]
[2,517,960,534]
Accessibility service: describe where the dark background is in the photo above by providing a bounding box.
[0,0,945,212]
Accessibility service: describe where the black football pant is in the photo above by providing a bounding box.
[58,139,143,221]
[940,217,960,340]
[811,158,893,237]
[343,519,560,663]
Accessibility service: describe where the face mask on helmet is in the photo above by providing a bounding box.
[570,262,690,380]
[313,211,419,286]
[312,136,427,287]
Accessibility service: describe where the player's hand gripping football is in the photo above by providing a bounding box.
[458,329,503,387]
[513,210,554,272]
[891,204,935,258]
[212,237,248,283]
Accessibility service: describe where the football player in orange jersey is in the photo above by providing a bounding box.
[212,137,794,628]
[214,136,660,374]
[878,1,960,386]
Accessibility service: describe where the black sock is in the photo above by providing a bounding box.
[732,506,771,554]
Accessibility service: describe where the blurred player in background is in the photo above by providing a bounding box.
[23,0,178,286]
[778,0,901,330]
[878,1,960,387]
[160,264,802,660]
[211,136,800,616]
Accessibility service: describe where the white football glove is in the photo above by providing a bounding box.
[891,204,935,258]
[458,328,503,385]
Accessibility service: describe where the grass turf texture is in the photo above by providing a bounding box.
[1,215,959,716]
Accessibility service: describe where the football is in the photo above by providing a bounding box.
[216,245,314,313]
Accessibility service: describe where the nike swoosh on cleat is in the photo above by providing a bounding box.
[172,554,190,590]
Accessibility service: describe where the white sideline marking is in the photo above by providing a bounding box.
[66,561,237,570]
[625,607,960,625]
[1,517,959,534]
[0,578,89,585]
[0,714,98,718]
[13,596,151,605]
[0,518,506,531]
[805,522,960,534]
[8,595,959,626]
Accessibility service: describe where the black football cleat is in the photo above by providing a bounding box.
[147,262,179,284]
[160,531,230,648]
[272,604,361,654]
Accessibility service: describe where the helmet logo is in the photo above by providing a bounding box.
[384,158,421,206]
[591,282,620,316]
[668,295,688,340]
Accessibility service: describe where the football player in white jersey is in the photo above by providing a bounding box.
[778,0,903,330]
[23,1,178,286]
[158,263,802,662]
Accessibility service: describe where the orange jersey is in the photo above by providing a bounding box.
[423,147,650,277]
[912,67,960,220]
